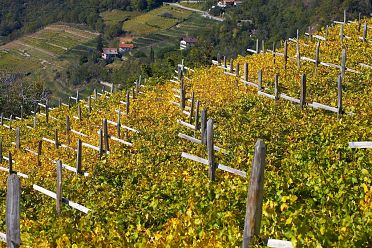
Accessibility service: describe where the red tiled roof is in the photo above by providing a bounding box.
[119,43,134,49]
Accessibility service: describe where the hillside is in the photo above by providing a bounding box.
[0,17,371,247]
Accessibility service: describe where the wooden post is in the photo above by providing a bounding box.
[274,74,279,100]
[261,40,265,53]
[272,42,276,64]
[20,106,23,119]
[300,74,306,109]
[244,63,248,82]
[315,41,320,67]
[258,70,263,91]
[0,113,3,126]
[189,92,195,124]
[56,160,62,216]
[111,83,114,93]
[200,109,207,145]
[88,96,91,113]
[223,56,227,70]
[132,87,135,99]
[358,13,361,32]
[94,89,97,100]
[6,174,21,248]
[363,22,367,42]
[337,75,343,117]
[33,115,37,128]
[341,49,346,79]
[54,129,59,149]
[340,24,344,43]
[66,115,71,145]
[236,63,240,77]
[296,29,299,40]
[99,128,103,158]
[242,139,266,248]
[126,90,130,115]
[136,80,140,96]
[0,140,2,164]
[207,119,215,181]
[343,9,347,24]
[15,127,20,150]
[117,110,121,138]
[194,100,200,131]
[37,140,42,166]
[9,115,12,129]
[308,26,312,41]
[283,40,288,69]
[103,119,109,152]
[58,98,62,108]
[8,152,12,174]
[256,39,259,54]
[180,81,186,110]
[76,139,82,174]
[230,58,233,73]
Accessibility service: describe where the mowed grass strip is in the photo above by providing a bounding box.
[100,9,140,25]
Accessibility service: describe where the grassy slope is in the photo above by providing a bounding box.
[0,19,371,247]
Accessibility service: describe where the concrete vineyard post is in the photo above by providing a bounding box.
[6,174,21,248]
[258,70,263,91]
[66,116,71,145]
[54,129,59,149]
[77,105,81,121]
[99,128,103,158]
[37,140,42,166]
[274,74,279,100]
[300,74,306,109]
[341,49,346,79]
[201,109,207,145]
[76,139,82,175]
[363,22,367,42]
[261,40,265,53]
[126,90,130,115]
[272,42,276,64]
[56,160,62,216]
[8,152,12,174]
[230,58,233,73]
[244,63,248,82]
[283,40,288,69]
[242,139,266,248]
[15,127,20,150]
[315,41,320,67]
[256,39,259,54]
[296,42,301,69]
[33,116,37,128]
[103,119,109,152]
[207,119,216,181]
[117,110,121,138]
[337,75,343,117]
[236,63,240,77]
[88,96,91,113]
[45,100,49,123]
[194,100,200,131]
[189,92,195,124]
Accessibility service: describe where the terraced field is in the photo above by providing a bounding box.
[122,6,193,35]
[100,10,140,25]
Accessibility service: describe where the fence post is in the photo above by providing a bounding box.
[58,98,62,108]
[200,109,207,145]
[103,119,109,152]
[15,127,20,150]
[207,119,215,181]
[315,41,320,67]
[194,100,200,131]
[54,129,59,149]
[6,174,21,248]
[341,49,346,79]
[272,42,276,64]
[256,39,259,54]
[20,106,23,120]
[223,56,227,70]
[242,139,266,248]
[66,116,71,145]
[0,113,3,126]
[76,139,82,174]
[340,24,344,43]
[9,115,12,129]
[94,89,97,100]
[300,74,306,109]
[337,75,343,117]
[56,160,62,216]
[244,63,248,82]
[274,74,279,100]
[189,92,195,124]
[217,53,221,64]
[180,80,186,110]
[33,115,37,128]
[76,90,79,104]
[126,90,130,115]
[236,63,240,77]
[261,40,265,53]
[296,42,301,69]
[115,110,121,138]
[230,58,233,73]
[68,97,71,109]
[258,70,263,91]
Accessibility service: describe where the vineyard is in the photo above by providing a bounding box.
[0,16,371,247]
